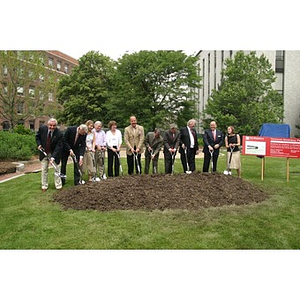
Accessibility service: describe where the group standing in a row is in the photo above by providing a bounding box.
[35,117,241,191]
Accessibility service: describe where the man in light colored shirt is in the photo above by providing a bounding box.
[93,121,107,180]
[124,116,144,174]
[179,119,199,173]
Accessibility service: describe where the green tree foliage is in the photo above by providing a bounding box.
[0,51,56,129]
[106,50,201,131]
[57,51,116,125]
[203,51,283,136]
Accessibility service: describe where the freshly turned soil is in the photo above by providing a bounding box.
[0,162,16,175]
[53,172,268,212]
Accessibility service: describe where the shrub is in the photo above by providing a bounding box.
[0,131,37,160]
[13,124,33,135]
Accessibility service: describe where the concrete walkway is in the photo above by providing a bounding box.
[0,148,205,183]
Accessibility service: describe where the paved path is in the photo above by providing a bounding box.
[0,148,205,183]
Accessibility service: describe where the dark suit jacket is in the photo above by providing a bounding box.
[179,127,199,155]
[35,125,63,164]
[144,132,164,156]
[202,128,224,154]
[163,130,180,155]
[62,126,86,157]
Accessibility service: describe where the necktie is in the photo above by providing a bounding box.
[213,130,216,141]
[46,131,51,154]
[74,131,79,146]
[192,130,196,140]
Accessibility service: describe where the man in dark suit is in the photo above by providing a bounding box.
[163,123,180,174]
[144,128,164,174]
[179,119,199,173]
[61,124,87,185]
[36,118,63,191]
[202,121,224,172]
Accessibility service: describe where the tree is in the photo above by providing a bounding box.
[106,50,201,131]
[203,51,284,136]
[57,51,116,126]
[0,51,56,129]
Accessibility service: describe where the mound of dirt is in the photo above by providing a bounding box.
[53,172,268,212]
[0,162,16,175]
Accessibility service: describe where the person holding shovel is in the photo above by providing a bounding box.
[82,120,96,182]
[179,119,199,173]
[202,121,224,172]
[225,126,241,177]
[61,124,87,185]
[144,128,164,174]
[163,123,180,174]
[36,118,63,192]
[124,116,144,175]
[106,120,122,177]
[93,121,107,180]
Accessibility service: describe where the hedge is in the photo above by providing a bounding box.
[0,131,38,160]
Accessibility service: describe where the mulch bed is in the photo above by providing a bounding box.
[0,162,16,175]
[53,172,268,212]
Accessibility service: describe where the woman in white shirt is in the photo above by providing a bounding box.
[82,120,96,182]
[106,120,122,177]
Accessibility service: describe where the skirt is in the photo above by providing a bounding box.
[226,151,241,169]
[82,151,96,175]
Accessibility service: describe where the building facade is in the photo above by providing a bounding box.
[194,50,300,137]
[0,50,78,131]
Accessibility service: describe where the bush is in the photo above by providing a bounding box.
[13,124,33,135]
[0,131,38,160]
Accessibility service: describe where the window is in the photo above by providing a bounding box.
[3,84,8,95]
[202,58,205,112]
[208,53,210,95]
[214,50,217,90]
[17,102,24,114]
[17,86,24,95]
[275,50,284,73]
[2,121,10,131]
[39,91,44,100]
[19,68,24,78]
[276,51,284,60]
[57,61,61,71]
[29,86,35,98]
[64,64,69,74]
[48,57,53,67]
[3,65,8,76]
[48,92,53,101]
[29,120,35,131]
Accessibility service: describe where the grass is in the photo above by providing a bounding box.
[1,151,300,249]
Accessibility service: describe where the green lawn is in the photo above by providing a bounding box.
[1,152,300,249]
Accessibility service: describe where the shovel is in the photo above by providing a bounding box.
[133,152,141,174]
[71,153,85,185]
[184,147,192,174]
[171,151,176,175]
[89,151,100,182]
[100,150,107,180]
[224,146,234,175]
[116,152,123,176]
[150,149,157,174]
[39,148,66,179]
[209,149,214,173]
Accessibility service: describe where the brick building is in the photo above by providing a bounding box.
[0,50,78,131]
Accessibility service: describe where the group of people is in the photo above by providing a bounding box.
[35,116,241,191]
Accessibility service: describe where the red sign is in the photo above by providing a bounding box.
[242,136,300,158]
